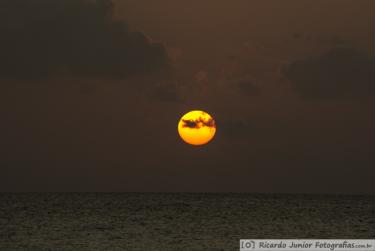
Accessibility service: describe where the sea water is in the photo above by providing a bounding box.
[1,193,374,250]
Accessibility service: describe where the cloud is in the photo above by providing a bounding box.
[181,117,215,129]
[284,47,375,98]
[147,82,183,102]
[167,47,183,62]
[223,75,261,96]
[193,71,209,83]
[235,79,260,96]
[218,119,253,138]
[0,0,169,79]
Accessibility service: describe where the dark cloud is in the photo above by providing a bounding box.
[330,35,347,46]
[147,82,182,102]
[236,80,260,96]
[291,32,312,41]
[182,117,215,129]
[218,119,254,138]
[0,0,169,79]
[284,47,375,98]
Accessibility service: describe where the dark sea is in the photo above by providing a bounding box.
[0,193,374,251]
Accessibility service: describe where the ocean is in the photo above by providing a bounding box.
[1,193,374,250]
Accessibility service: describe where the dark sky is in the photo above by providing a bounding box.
[1,0,375,193]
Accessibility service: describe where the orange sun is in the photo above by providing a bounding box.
[177,110,216,146]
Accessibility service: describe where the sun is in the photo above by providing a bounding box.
[178,110,216,146]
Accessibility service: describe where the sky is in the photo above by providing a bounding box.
[1,0,375,193]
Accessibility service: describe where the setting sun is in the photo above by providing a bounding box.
[178,110,216,146]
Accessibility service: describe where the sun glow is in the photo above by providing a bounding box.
[178,110,216,146]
